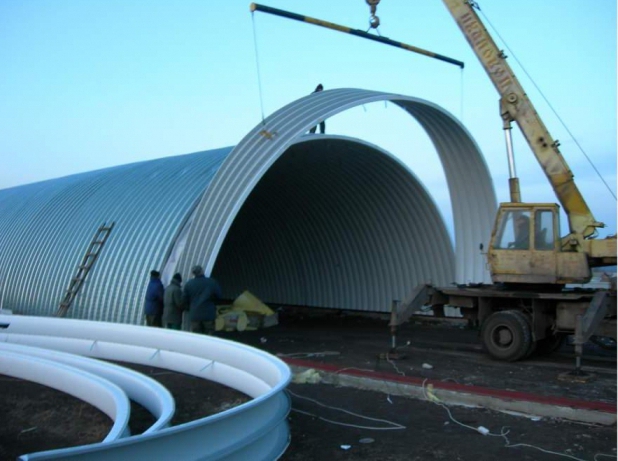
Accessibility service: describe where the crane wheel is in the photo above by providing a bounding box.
[481,310,532,362]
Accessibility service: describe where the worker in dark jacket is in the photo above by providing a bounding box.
[144,270,164,327]
[182,265,222,334]
[308,84,325,134]
[163,273,183,330]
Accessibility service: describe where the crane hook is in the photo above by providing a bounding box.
[365,0,381,30]
[369,14,380,29]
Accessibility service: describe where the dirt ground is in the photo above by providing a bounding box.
[0,364,251,460]
[282,383,616,461]
[1,311,616,460]
[227,310,617,403]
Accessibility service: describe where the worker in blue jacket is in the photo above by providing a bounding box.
[144,270,164,327]
[182,265,222,335]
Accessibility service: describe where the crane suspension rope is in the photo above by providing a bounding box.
[250,12,267,124]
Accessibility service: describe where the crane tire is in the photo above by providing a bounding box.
[481,310,532,362]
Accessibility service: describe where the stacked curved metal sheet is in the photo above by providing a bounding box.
[0,89,496,323]
[0,314,292,460]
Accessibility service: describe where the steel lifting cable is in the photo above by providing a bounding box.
[251,11,267,124]
[250,2,466,133]
[472,1,617,201]
[460,67,465,122]
[368,0,465,123]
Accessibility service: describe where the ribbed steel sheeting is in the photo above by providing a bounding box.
[0,149,231,322]
[0,139,453,320]
[213,136,454,311]
[0,88,496,321]
[181,88,496,290]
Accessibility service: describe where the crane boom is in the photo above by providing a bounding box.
[442,0,603,239]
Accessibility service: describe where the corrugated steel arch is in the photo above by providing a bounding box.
[212,135,454,310]
[0,148,232,321]
[0,135,452,318]
[0,88,495,321]
[180,88,496,286]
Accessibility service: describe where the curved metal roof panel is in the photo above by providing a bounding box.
[213,135,454,311]
[0,87,496,321]
[180,88,496,285]
[0,148,231,322]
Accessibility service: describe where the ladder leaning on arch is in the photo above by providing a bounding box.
[56,222,115,318]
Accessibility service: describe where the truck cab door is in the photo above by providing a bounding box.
[489,206,559,284]
[530,209,559,280]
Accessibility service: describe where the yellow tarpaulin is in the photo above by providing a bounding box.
[215,291,278,331]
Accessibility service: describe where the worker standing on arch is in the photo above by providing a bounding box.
[309,84,325,134]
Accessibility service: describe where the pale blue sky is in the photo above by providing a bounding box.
[1,0,616,237]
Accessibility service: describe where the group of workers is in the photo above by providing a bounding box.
[143,265,222,335]
[143,83,327,334]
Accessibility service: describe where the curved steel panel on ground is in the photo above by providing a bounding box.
[0,149,231,321]
[181,88,496,292]
[0,314,291,461]
[0,349,131,444]
[0,342,175,434]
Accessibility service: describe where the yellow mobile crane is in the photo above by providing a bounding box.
[392,0,616,365]
[250,1,615,364]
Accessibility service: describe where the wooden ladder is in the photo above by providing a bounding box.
[57,222,115,317]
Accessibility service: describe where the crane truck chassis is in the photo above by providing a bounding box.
[390,282,616,366]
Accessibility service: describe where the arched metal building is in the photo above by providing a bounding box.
[0,89,497,324]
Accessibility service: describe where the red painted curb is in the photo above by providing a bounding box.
[283,357,617,414]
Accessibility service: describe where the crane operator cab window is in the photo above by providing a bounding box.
[534,209,555,250]
[493,210,531,250]
[493,209,556,251]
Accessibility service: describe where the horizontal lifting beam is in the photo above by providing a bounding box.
[250,3,465,69]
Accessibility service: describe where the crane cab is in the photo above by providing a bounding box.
[488,203,591,285]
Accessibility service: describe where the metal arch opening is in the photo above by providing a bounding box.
[212,136,454,312]
[181,89,497,287]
